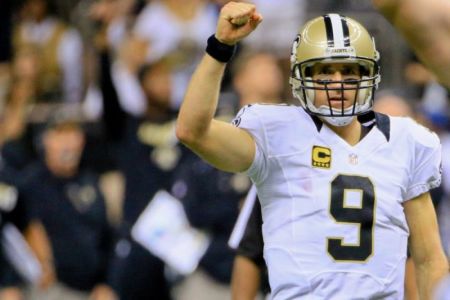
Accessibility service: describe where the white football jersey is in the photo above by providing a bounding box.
[233,104,442,300]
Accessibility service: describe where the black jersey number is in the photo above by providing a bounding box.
[327,175,375,262]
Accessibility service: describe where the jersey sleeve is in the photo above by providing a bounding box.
[231,105,268,185]
[406,121,442,201]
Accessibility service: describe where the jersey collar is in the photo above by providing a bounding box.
[306,109,391,142]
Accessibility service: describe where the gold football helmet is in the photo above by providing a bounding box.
[290,14,381,126]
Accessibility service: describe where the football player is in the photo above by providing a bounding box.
[176,2,448,299]
[373,0,450,88]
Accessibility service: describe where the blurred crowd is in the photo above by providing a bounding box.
[0,0,448,300]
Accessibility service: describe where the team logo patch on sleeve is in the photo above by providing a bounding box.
[231,104,252,127]
[312,146,332,169]
[231,116,241,127]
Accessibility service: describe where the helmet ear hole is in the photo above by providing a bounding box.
[304,66,312,77]
[295,67,301,79]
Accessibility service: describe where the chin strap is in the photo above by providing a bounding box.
[321,115,355,127]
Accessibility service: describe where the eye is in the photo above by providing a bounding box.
[313,66,332,75]
[342,67,360,76]
[322,67,334,75]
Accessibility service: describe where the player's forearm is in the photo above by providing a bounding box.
[176,54,226,145]
[414,255,449,299]
[373,0,450,87]
[372,0,432,41]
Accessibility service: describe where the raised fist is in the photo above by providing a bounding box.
[215,2,263,45]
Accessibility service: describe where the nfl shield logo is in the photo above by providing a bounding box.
[349,153,358,165]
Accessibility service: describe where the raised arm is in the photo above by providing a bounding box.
[403,192,449,299]
[373,0,450,87]
[176,2,262,173]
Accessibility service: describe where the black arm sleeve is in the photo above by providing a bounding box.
[99,50,127,142]
[0,0,12,62]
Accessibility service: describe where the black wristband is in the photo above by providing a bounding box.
[206,34,236,63]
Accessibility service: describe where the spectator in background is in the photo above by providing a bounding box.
[13,0,84,103]
[402,56,449,127]
[72,0,142,122]
[0,18,56,295]
[170,155,251,300]
[0,46,39,149]
[132,0,217,108]
[0,164,55,300]
[95,19,192,297]
[238,0,306,59]
[105,60,181,300]
[373,92,414,117]
[20,115,117,300]
[86,0,138,56]
[231,51,286,107]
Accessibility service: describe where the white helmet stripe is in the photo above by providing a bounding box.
[328,14,346,48]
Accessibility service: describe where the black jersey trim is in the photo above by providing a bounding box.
[374,112,391,141]
[308,111,324,132]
